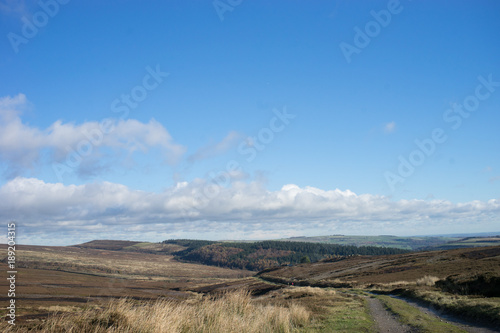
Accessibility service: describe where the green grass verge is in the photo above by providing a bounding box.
[400,289,500,328]
[300,295,374,332]
[377,295,467,333]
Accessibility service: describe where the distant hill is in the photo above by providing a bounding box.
[73,239,186,254]
[73,235,500,255]
[423,236,500,250]
[276,235,460,250]
[73,240,143,251]
[163,239,409,271]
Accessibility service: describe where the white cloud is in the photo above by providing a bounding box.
[0,0,31,18]
[490,176,500,183]
[384,121,396,133]
[484,166,493,173]
[188,130,242,162]
[1,177,498,245]
[0,94,185,178]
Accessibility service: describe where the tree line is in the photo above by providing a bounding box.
[163,239,409,271]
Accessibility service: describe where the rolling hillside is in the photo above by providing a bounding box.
[2,240,500,331]
[258,245,500,292]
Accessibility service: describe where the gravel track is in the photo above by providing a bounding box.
[367,297,416,333]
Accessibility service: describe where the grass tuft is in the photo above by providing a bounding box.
[416,275,440,286]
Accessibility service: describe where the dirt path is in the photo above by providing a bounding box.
[367,297,415,333]
[258,277,498,332]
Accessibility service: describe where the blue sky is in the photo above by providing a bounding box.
[1,0,499,245]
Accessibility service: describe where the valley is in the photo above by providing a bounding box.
[1,237,499,332]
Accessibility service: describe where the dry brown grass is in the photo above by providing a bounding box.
[1,290,310,333]
[260,246,500,287]
[415,275,440,286]
[0,244,254,318]
[283,286,336,298]
[365,276,440,291]
[13,245,251,281]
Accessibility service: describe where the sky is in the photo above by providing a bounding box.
[0,0,499,245]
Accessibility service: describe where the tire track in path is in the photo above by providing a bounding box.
[367,296,416,333]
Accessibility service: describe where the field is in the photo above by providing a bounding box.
[1,240,500,332]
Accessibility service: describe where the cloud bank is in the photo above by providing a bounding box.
[1,177,498,244]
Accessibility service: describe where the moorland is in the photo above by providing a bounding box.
[1,235,500,332]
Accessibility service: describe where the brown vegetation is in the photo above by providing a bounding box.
[0,243,252,321]
[435,273,500,297]
[4,244,251,281]
[2,242,499,331]
[259,246,500,289]
[0,290,311,333]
